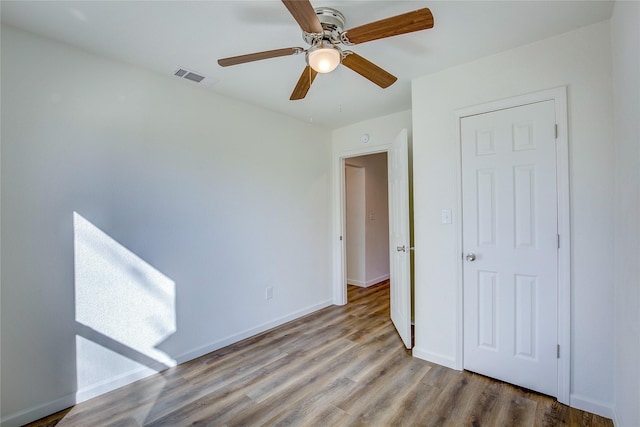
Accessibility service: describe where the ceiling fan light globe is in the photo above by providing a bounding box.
[307,46,341,73]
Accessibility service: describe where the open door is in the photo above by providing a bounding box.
[389,129,412,349]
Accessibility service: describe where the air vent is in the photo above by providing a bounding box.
[173,68,207,84]
[184,72,205,83]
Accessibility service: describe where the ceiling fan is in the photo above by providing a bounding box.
[217,0,434,100]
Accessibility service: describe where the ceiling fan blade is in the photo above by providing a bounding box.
[282,0,323,34]
[342,52,397,89]
[290,66,318,100]
[342,8,434,45]
[218,47,304,67]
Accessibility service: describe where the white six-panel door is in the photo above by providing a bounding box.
[389,129,412,349]
[461,100,558,396]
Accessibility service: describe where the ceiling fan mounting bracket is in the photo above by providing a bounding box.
[302,7,346,46]
[340,32,354,46]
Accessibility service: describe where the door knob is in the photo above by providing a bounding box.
[465,253,477,262]
[397,245,406,252]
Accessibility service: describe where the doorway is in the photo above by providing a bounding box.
[345,153,389,288]
[455,87,571,404]
[335,129,412,349]
[461,100,558,396]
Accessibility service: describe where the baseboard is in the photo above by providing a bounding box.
[1,299,334,427]
[347,278,366,287]
[570,393,615,420]
[610,404,637,427]
[75,363,169,404]
[365,274,390,287]
[412,346,459,370]
[175,299,334,364]
[1,365,170,427]
[1,393,76,427]
[409,354,615,421]
[347,274,389,288]
[612,407,621,427]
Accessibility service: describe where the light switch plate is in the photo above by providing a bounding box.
[441,209,452,224]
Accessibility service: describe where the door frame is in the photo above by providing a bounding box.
[454,87,570,404]
[333,144,391,306]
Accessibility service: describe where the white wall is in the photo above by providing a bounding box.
[332,111,411,304]
[332,110,412,154]
[345,165,366,285]
[0,25,333,426]
[611,2,640,426]
[411,21,615,417]
[346,153,389,286]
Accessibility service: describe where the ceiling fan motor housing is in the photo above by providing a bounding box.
[303,7,346,46]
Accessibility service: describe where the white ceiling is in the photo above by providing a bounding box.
[1,0,614,128]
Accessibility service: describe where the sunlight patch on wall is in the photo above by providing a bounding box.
[73,212,176,399]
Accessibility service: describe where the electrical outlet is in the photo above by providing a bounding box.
[266,287,273,300]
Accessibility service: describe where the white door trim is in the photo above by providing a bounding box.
[333,144,391,306]
[454,86,570,404]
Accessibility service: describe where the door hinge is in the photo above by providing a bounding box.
[557,234,560,249]
[555,124,558,139]
[557,344,560,359]
[339,235,343,241]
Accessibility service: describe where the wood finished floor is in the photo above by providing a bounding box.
[27,281,612,427]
